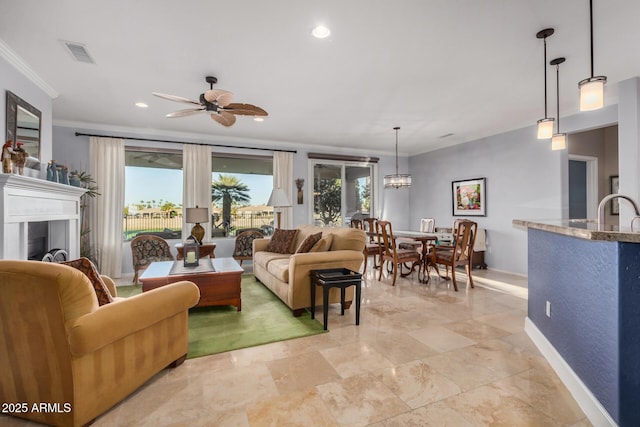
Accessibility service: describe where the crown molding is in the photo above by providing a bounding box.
[0,39,59,99]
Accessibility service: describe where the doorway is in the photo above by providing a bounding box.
[568,155,598,220]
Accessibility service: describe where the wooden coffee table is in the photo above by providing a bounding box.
[139,257,244,310]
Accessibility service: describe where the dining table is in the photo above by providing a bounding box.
[392,230,453,283]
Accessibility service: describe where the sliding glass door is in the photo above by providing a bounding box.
[310,160,375,227]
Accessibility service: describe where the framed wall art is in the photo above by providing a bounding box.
[452,177,486,216]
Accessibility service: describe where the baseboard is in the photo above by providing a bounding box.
[524,318,618,427]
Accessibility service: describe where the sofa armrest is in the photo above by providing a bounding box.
[101,275,117,297]
[253,238,271,254]
[67,281,200,356]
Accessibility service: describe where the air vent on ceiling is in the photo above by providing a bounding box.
[439,133,454,139]
[62,41,95,64]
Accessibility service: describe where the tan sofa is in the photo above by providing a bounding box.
[0,260,200,427]
[253,224,365,316]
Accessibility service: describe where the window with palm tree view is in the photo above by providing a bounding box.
[124,149,273,240]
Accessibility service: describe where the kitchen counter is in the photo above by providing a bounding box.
[516,219,640,426]
[512,218,640,243]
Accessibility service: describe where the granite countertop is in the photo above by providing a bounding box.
[513,219,640,243]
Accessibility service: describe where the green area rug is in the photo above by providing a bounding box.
[117,275,325,359]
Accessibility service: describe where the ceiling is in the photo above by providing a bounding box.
[1,0,639,156]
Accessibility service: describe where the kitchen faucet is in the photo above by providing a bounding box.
[597,194,640,231]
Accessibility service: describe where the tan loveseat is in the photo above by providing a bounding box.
[253,224,366,316]
[0,260,200,427]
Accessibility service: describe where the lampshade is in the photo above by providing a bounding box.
[578,0,607,111]
[267,188,291,207]
[551,133,567,151]
[579,76,606,111]
[536,28,555,140]
[384,126,412,189]
[185,207,209,223]
[537,118,555,139]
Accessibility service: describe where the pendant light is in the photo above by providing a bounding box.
[536,28,555,139]
[384,127,412,189]
[551,57,567,150]
[578,0,607,111]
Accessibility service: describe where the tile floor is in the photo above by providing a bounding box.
[2,267,592,427]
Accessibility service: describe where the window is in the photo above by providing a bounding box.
[211,154,274,236]
[124,149,183,240]
[310,159,376,227]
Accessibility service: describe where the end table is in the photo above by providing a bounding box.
[175,243,216,260]
[310,268,362,331]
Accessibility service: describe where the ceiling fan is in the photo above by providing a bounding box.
[152,76,268,127]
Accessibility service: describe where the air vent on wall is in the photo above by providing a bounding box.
[62,41,95,64]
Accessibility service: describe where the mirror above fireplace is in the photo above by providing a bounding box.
[5,90,42,170]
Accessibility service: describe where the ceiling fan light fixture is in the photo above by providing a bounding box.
[384,126,412,189]
[135,102,148,108]
[253,117,264,122]
[312,25,331,39]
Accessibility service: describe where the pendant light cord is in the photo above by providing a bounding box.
[589,0,594,78]
[394,127,400,175]
[556,63,561,133]
[543,37,548,118]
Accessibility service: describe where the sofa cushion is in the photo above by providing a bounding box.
[267,258,290,283]
[62,257,114,306]
[254,251,290,269]
[310,234,333,252]
[330,228,366,251]
[265,229,299,254]
[296,232,323,253]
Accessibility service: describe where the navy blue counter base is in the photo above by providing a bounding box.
[527,228,640,426]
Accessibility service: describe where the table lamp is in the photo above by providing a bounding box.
[185,206,209,244]
[267,188,291,229]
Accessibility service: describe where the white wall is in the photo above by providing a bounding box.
[408,104,619,275]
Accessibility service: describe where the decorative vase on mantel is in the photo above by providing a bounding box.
[47,160,58,183]
[69,171,81,187]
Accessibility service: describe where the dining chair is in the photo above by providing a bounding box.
[350,218,364,229]
[377,220,421,286]
[398,217,436,251]
[431,219,477,291]
[361,218,382,274]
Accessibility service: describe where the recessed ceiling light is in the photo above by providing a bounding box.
[253,117,264,122]
[312,25,331,39]
[135,102,148,108]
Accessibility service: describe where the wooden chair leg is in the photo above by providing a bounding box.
[391,262,398,286]
[133,270,138,284]
[451,265,458,291]
[467,262,474,288]
[378,259,384,281]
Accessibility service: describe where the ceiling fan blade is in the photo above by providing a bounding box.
[152,92,201,106]
[165,108,206,118]
[224,103,268,116]
[211,112,236,127]
[204,89,234,106]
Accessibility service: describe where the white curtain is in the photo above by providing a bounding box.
[273,151,293,228]
[183,144,212,241]
[89,137,125,278]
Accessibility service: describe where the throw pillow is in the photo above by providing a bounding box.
[310,234,333,252]
[62,257,114,306]
[295,232,323,254]
[265,229,299,254]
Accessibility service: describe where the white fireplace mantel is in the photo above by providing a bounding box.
[0,174,86,260]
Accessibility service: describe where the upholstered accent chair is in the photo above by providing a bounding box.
[0,260,200,427]
[131,234,174,283]
[232,229,264,265]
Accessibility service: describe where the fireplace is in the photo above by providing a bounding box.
[0,175,86,260]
